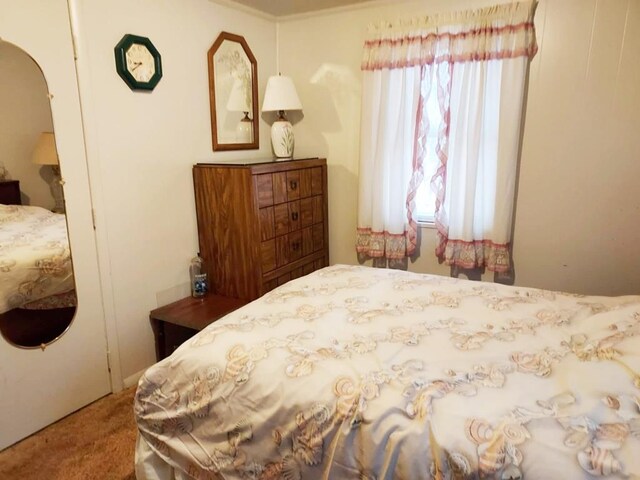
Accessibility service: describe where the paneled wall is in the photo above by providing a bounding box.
[278,0,640,295]
[514,0,640,295]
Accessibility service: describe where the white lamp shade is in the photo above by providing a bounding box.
[262,75,302,112]
[226,78,251,113]
[32,132,59,166]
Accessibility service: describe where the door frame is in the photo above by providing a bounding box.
[67,0,124,392]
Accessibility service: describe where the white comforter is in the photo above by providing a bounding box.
[0,204,74,313]
[135,265,640,479]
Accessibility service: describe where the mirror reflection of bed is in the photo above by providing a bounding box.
[0,41,76,349]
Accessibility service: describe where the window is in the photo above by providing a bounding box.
[358,1,536,269]
[414,178,436,224]
[414,75,442,225]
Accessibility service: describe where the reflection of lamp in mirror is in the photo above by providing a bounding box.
[226,78,253,144]
[262,75,302,159]
[32,132,64,213]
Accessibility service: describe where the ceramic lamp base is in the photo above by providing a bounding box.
[50,166,65,214]
[270,119,294,158]
[236,115,253,144]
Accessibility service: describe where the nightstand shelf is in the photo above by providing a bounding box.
[150,294,247,361]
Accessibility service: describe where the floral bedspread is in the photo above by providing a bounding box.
[0,204,75,313]
[135,265,640,479]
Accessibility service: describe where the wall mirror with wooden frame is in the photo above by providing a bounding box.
[207,32,259,151]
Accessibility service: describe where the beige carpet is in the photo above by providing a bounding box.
[0,386,137,480]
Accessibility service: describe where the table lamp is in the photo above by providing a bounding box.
[262,74,302,159]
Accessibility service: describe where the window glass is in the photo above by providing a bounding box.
[415,72,442,224]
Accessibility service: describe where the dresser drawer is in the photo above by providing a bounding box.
[273,203,289,237]
[272,201,302,235]
[313,195,323,223]
[259,206,275,241]
[300,198,313,227]
[256,168,319,209]
[261,239,277,273]
[256,174,274,208]
[262,254,327,293]
[261,206,325,274]
[286,170,301,200]
[263,195,323,239]
[288,201,301,231]
[301,227,313,257]
[284,169,314,200]
[312,223,324,252]
[274,231,304,267]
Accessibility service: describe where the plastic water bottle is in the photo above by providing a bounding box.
[189,253,208,298]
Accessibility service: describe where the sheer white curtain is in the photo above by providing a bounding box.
[356,66,421,259]
[434,29,533,272]
[357,1,538,271]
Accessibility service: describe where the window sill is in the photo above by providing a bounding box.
[417,220,436,229]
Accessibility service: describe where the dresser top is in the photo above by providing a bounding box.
[196,157,319,167]
[195,157,325,174]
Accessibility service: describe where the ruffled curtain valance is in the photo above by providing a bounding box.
[361,2,538,70]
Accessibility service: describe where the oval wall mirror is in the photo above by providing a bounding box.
[0,41,77,349]
[207,31,259,151]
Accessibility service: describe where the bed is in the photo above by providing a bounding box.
[0,203,76,314]
[134,264,640,479]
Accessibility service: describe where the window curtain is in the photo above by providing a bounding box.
[357,1,538,270]
[356,63,421,259]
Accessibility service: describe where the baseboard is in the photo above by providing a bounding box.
[123,368,147,389]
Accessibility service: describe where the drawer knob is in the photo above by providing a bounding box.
[289,180,298,190]
[292,241,301,251]
[291,212,299,221]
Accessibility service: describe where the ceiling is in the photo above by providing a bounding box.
[227,0,377,17]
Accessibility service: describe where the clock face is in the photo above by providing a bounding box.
[115,34,162,91]
[125,43,155,83]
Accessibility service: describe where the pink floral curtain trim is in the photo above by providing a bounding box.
[435,237,511,272]
[431,62,453,259]
[356,228,412,259]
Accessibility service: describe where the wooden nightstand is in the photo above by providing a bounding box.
[149,294,247,361]
[0,180,21,205]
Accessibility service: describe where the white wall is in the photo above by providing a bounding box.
[0,42,54,208]
[70,0,277,382]
[278,0,640,296]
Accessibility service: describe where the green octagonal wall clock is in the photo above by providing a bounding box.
[114,34,162,91]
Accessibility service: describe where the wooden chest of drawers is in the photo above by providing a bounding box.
[193,158,329,300]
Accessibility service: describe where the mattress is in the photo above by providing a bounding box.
[0,204,75,314]
[135,265,640,479]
